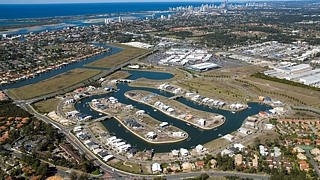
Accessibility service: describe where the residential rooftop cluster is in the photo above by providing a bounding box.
[0,117,30,143]
[125,90,225,130]
[158,83,248,112]
[90,96,187,143]
[0,28,110,84]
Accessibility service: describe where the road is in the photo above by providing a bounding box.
[306,150,320,177]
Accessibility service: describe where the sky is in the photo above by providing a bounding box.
[0,0,299,4]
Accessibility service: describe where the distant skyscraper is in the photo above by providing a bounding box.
[118,16,122,23]
[224,0,228,10]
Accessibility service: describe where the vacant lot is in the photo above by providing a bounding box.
[203,65,266,78]
[86,44,149,68]
[243,76,320,107]
[8,69,100,100]
[104,71,131,80]
[33,98,62,113]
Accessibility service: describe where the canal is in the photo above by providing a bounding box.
[75,70,271,153]
[0,44,122,90]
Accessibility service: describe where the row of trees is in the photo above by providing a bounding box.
[251,72,320,92]
[235,78,306,105]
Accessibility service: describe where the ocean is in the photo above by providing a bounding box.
[0,2,220,20]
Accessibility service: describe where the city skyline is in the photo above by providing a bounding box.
[0,0,305,4]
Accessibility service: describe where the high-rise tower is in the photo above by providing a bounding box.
[224,0,228,10]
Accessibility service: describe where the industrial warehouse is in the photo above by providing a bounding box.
[264,63,320,88]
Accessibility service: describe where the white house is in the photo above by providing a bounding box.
[159,122,169,128]
[197,119,206,127]
[152,163,162,173]
[222,134,235,142]
[146,132,157,139]
[195,144,206,153]
[180,148,189,156]
[238,127,252,135]
[265,124,275,130]
[234,143,245,151]
[136,110,145,115]
[259,145,268,156]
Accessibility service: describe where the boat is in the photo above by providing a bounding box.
[218,134,222,137]
[232,111,236,114]
[153,109,157,112]
[99,113,102,116]
[186,123,191,126]
[214,128,218,131]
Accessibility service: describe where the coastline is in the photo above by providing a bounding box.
[124,92,225,130]
[88,102,189,144]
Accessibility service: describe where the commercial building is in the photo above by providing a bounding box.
[188,62,219,72]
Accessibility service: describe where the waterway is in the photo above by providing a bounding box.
[0,44,122,90]
[74,70,271,153]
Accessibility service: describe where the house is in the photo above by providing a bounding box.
[195,161,205,169]
[152,163,162,173]
[182,162,193,171]
[252,154,259,169]
[283,158,292,172]
[238,127,252,135]
[195,144,205,153]
[311,148,320,156]
[314,155,320,162]
[234,154,243,166]
[171,149,179,157]
[234,143,245,152]
[293,146,305,153]
[136,110,145,116]
[265,124,274,130]
[197,119,206,127]
[180,148,189,156]
[146,132,157,139]
[170,163,181,172]
[221,149,234,157]
[159,122,169,128]
[259,145,268,156]
[272,147,282,158]
[299,160,309,172]
[297,153,307,160]
[210,159,217,169]
[222,134,235,142]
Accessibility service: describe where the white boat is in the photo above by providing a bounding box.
[232,111,236,114]
[153,109,157,112]
[218,134,222,137]
[99,113,102,115]
[186,123,191,126]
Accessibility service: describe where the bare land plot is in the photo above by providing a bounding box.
[243,76,320,107]
[33,98,62,113]
[202,65,266,78]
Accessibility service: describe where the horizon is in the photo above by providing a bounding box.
[0,0,306,5]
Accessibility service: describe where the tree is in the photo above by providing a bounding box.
[36,162,49,179]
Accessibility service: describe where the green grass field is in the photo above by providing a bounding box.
[8,69,100,100]
[86,44,149,68]
[33,98,62,113]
